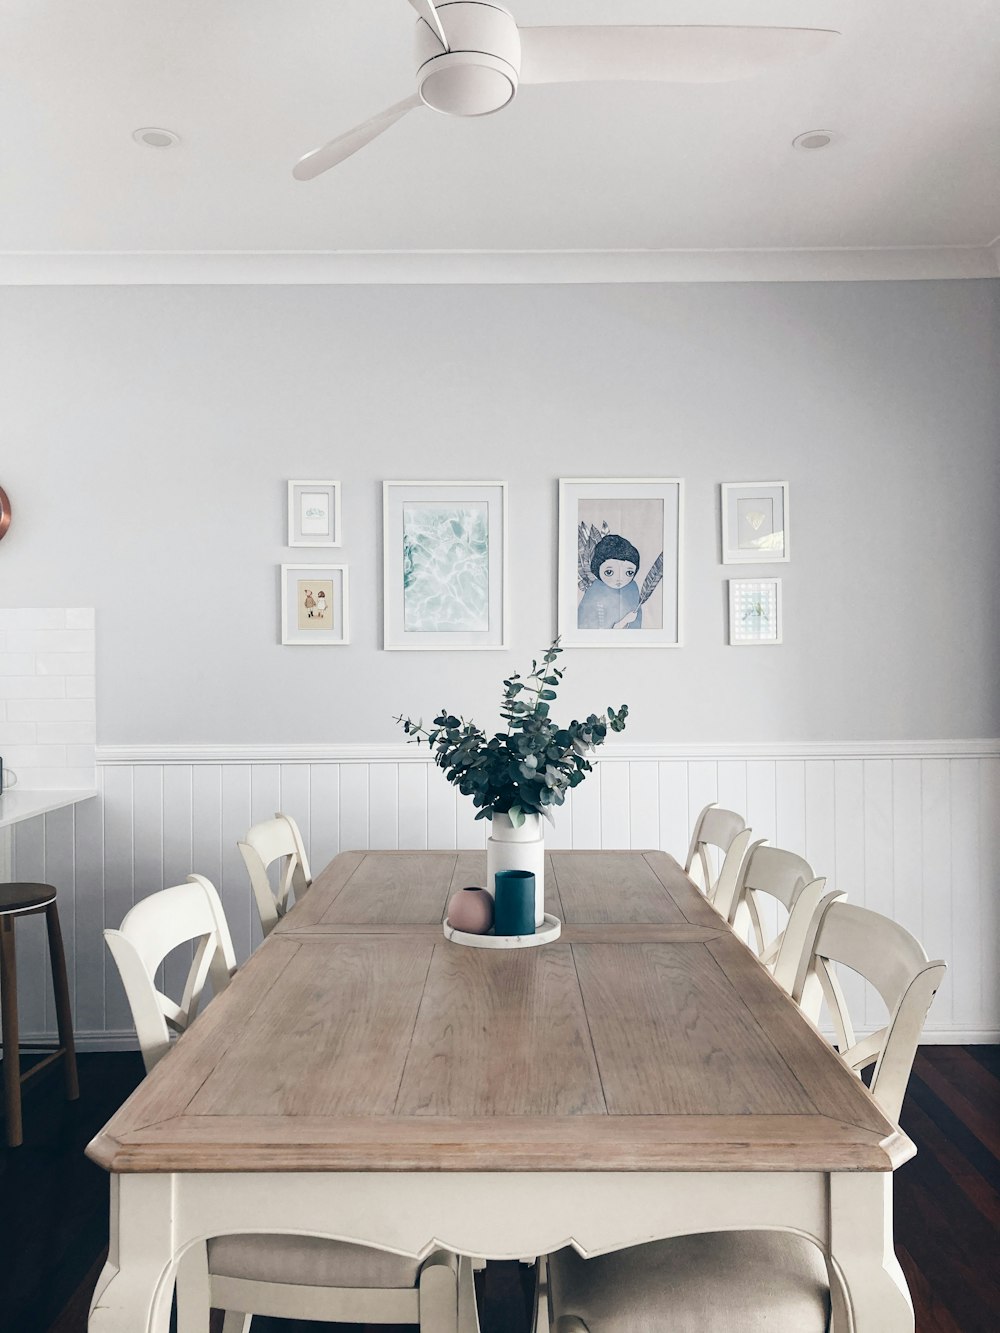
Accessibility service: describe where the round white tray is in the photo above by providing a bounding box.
[443,913,562,949]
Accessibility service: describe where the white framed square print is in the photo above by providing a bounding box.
[281,564,349,645]
[721,482,789,563]
[728,578,782,646]
[558,478,684,648]
[383,481,507,650]
[288,480,341,547]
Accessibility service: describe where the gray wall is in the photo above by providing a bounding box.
[2,280,998,744]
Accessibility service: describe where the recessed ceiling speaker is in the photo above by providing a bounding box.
[792,130,835,151]
[132,128,179,148]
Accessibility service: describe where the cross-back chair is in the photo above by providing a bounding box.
[238,811,312,937]
[104,873,236,1073]
[682,804,749,904]
[106,874,469,1333]
[542,900,946,1333]
[713,842,831,994]
[792,895,947,1123]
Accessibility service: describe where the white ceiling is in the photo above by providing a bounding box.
[3,0,1000,280]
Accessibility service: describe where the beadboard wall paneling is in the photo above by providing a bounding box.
[12,744,999,1047]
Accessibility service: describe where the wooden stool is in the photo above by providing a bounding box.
[0,883,79,1147]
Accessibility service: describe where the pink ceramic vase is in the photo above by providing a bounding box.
[447,886,494,935]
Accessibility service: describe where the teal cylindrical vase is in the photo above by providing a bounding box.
[493,870,536,936]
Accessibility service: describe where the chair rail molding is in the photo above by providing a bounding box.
[96,740,1000,765]
[11,738,999,1049]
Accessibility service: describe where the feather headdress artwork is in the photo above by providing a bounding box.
[578,520,663,605]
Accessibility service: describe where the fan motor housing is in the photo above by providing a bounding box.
[415,1,521,116]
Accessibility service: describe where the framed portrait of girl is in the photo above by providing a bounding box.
[558,478,684,649]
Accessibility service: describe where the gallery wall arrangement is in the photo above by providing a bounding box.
[281,475,788,652]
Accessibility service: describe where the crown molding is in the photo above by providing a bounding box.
[3,245,1000,286]
[95,739,1000,766]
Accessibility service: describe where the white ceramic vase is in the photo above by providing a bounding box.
[486,810,545,927]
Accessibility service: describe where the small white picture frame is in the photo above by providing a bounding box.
[288,480,341,547]
[729,578,782,646]
[281,564,350,645]
[721,482,789,564]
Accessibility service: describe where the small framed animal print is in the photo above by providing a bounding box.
[280,564,349,645]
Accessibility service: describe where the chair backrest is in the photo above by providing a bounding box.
[717,842,829,993]
[792,897,947,1123]
[238,811,312,937]
[683,804,747,899]
[104,874,237,1074]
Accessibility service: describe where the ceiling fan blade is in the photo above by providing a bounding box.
[293,95,422,180]
[407,0,448,51]
[519,25,839,86]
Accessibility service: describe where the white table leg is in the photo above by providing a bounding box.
[829,1173,913,1333]
[175,1241,211,1333]
[88,1176,178,1333]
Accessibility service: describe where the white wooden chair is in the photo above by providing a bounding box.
[542,900,946,1333]
[714,843,831,995]
[682,804,748,904]
[238,811,312,937]
[792,896,947,1123]
[106,876,469,1333]
[104,873,237,1073]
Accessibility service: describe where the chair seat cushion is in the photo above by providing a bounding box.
[207,1233,422,1290]
[548,1230,831,1333]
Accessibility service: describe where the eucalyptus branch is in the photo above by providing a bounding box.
[395,639,628,823]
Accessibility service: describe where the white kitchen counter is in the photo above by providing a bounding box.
[0,788,97,831]
[0,788,97,879]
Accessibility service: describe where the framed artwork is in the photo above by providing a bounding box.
[383,481,507,650]
[721,482,789,563]
[288,480,341,547]
[280,564,349,645]
[729,578,782,646]
[558,478,684,649]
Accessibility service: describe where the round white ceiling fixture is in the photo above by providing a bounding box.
[292,0,841,180]
[132,127,179,148]
[792,129,835,151]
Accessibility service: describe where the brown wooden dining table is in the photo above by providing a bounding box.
[86,849,916,1331]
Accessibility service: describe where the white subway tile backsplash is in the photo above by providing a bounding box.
[0,654,36,675]
[35,653,95,677]
[0,722,37,745]
[0,676,67,699]
[0,608,95,790]
[7,699,95,724]
[6,629,94,654]
[65,744,97,767]
[36,721,97,744]
[0,744,68,768]
[0,609,68,630]
[14,766,96,790]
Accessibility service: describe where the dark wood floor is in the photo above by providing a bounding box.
[1,1047,997,1333]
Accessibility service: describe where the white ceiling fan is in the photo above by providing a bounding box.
[293,1,839,180]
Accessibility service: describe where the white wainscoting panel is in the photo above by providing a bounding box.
[12,742,999,1047]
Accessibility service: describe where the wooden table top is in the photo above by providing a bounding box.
[88,850,911,1175]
